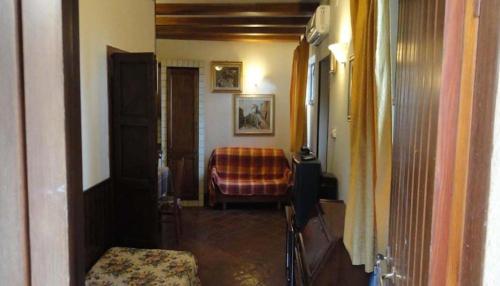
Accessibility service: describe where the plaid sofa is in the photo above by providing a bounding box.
[208,147,292,206]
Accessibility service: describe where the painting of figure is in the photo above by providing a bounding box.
[211,61,242,93]
[234,94,274,135]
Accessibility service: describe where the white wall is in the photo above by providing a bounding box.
[156,39,296,165]
[308,0,353,201]
[79,0,155,189]
[483,57,500,286]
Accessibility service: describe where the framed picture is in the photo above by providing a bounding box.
[211,61,242,93]
[234,94,275,136]
[348,56,355,121]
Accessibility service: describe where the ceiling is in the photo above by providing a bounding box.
[155,1,320,42]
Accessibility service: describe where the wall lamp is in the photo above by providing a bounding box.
[328,42,350,64]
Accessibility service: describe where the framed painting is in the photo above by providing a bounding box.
[234,94,275,136]
[211,61,242,93]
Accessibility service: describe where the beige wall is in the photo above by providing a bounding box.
[156,39,296,165]
[79,0,155,189]
[308,0,353,201]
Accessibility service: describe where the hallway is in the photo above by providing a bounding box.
[164,206,285,286]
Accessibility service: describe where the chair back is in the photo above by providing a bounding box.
[173,157,185,198]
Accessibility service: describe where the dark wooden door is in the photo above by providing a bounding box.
[167,67,199,200]
[111,53,159,248]
[386,0,445,284]
[317,56,330,169]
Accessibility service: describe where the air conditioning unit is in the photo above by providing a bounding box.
[306,5,330,46]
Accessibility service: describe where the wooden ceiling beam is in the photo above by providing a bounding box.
[156,32,301,42]
[155,3,319,17]
[156,25,305,35]
[155,16,310,27]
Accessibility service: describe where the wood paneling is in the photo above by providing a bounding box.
[84,179,114,271]
[0,0,30,283]
[167,68,200,200]
[156,3,318,16]
[111,53,159,248]
[389,0,445,285]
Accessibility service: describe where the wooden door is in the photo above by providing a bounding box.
[317,56,330,169]
[167,67,199,200]
[387,0,445,284]
[111,53,159,248]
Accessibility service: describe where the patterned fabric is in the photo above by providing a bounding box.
[208,147,292,200]
[85,247,201,286]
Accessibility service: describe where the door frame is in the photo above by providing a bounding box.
[316,55,331,169]
[0,0,85,284]
[161,60,206,207]
[427,0,499,284]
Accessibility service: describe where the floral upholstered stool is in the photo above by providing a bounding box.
[85,247,201,286]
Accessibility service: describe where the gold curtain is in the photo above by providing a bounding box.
[344,0,393,272]
[289,38,310,152]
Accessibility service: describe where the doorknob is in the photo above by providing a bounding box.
[375,247,400,286]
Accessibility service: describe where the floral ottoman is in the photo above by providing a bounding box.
[85,247,201,286]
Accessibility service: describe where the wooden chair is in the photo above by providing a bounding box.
[159,157,185,246]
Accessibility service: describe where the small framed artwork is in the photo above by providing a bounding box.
[234,94,275,136]
[348,56,355,121]
[211,61,242,93]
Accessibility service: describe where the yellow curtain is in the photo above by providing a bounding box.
[289,38,309,152]
[344,0,393,272]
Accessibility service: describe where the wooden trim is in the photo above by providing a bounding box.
[156,33,300,42]
[156,25,305,35]
[156,16,310,27]
[444,0,480,284]
[428,0,467,284]
[62,0,85,284]
[460,0,500,284]
[155,3,318,16]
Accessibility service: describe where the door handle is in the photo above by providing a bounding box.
[376,248,399,286]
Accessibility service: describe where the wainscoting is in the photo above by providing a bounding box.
[84,179,114,271]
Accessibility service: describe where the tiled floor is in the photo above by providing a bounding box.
[163,204,286,286]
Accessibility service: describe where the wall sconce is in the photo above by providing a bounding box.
[328,42,350,65]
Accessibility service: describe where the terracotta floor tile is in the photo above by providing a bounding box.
[162,205,286,286]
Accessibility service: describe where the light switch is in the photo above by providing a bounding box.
[331,128,337,139]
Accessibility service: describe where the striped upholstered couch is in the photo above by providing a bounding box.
[208,147,292,208]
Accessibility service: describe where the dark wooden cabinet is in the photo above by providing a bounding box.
[111,53,159,248]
